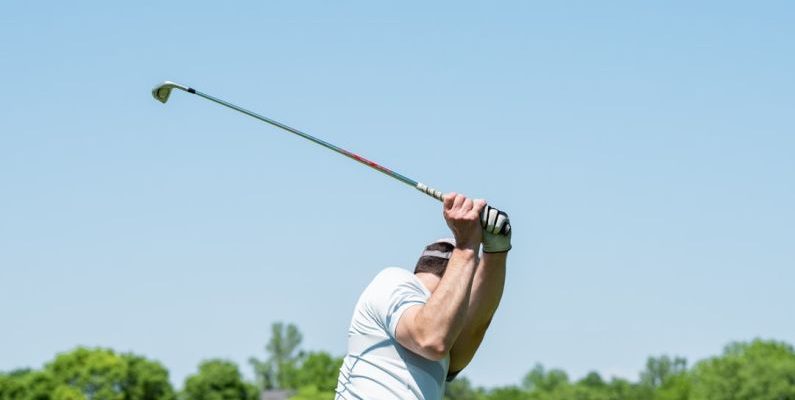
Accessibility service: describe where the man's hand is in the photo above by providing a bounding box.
[443,193,486,250]
[481,205,512,253]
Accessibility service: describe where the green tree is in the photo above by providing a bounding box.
[122,353,175,400]
[46,347,127,400]
[285,352,342,392]
[51,386,84,400]
[640,356,687,389]
[15,370,56,400]
[604,377,657,400]
[485,386,527,400]
[44,347,174,400]
[636,355,690,400]
[578,371,606,389]
[1,348,173,400]
[289,385,335,400]
[182,360,257,400]
[250,322,303,390]
[566,372,611,400]
[0,370,33,400]
[655,374,691,400]
[445,376,485,400]
[522,364,569,393]
[691,339,795,400]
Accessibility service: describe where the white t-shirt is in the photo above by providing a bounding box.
[335,267,450,400]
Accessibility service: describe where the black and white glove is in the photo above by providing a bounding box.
[481,205,512,253]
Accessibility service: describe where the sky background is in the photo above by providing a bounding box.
[1,0,793,390]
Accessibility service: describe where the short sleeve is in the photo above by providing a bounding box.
[364,268,429,339]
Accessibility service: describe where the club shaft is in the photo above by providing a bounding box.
[188,88,444,201]
[155,82,510,234]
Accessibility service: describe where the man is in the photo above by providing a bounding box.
[336,193,511,399]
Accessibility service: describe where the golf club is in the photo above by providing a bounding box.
[152,81,510,234]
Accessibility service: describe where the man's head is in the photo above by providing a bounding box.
[414,238,456,278]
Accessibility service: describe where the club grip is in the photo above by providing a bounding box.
[418,183,511,235]
[416,183,444,201]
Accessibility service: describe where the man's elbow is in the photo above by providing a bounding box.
[418,337,453,361]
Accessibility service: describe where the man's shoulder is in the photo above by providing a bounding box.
[349,268,419,334]
[362,267,420,297]
[373,267,414,282]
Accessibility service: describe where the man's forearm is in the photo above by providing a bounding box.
[448,251,507,371]
[466,252,507,329]
[414,247,479,352]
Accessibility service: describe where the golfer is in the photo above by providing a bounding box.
[335,193,511,399]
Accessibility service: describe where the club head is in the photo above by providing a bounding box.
[152,81,190,104]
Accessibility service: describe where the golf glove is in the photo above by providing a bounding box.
[481,205,512,253]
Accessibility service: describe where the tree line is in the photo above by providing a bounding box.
[1,323,793,400]
[445,339,795,400]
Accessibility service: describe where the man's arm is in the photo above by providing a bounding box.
[396,247,479,360]
[394,193,485,361]
[449,205,511,373]
[448,252,507,372]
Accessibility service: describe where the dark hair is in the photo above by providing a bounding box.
[414,241,455,278]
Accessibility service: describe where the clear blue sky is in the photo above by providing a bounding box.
[1,0,793,389]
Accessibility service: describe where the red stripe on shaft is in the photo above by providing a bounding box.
[346,151,393,175]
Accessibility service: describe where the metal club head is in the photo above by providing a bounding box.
[152,81,190,104]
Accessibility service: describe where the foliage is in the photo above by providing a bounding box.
[4,335,795,400]
[440,339,795,400]
[51,385,84,400]
[522,364,569,393]
[45,347,127,400]
[485,385,526,400]
[124,353,175,400]
[0,348,173,400]
[284,352,343,392]
[250,322,304,390]
[0,370,41,400]
[247,322,342,397]
[182,359,257,400]
[444,377,485,400]
[289,385,335,400]
[640,356,688,388]
[690,339,795,400]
